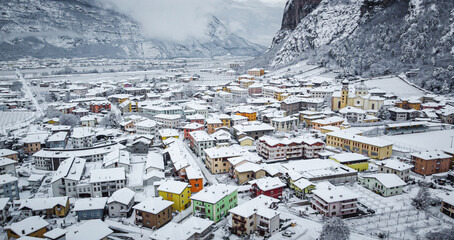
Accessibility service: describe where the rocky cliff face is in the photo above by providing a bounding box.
[0,0,265,60]
[255,0,454,93]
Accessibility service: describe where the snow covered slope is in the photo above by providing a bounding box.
[253,0,454,93]
[0,0,265,60]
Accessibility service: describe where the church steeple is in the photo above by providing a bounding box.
[340,80,349,109]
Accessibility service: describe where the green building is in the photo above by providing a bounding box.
[359,173,406,197]
[190,184,238,222]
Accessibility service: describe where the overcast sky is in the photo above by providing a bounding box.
[104,0,287,46]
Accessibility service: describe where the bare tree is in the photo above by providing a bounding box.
[319,217,350,240]
[412,184,432,210]
[59,114,80,127]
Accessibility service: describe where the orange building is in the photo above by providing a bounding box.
[90,101,111,113]
[186,166,203,193]
[236,110,257,121]
[412,151,452,176]
[394,99,421,110]
[206,119,223,134]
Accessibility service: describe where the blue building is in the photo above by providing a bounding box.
[0,175,19,200]
[73,197,107,220]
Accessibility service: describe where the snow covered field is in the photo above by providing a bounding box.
[379,129,454,152]
[363,75,426,98]
[0,111,36,133]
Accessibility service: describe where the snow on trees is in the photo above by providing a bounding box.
[411,183,432,210]
[319,217,350,240]
[59,114,80,127]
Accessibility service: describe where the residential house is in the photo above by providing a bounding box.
[256,136,325,161]
[185,166,204,193]
[71,127,94,149]
[0,174,19,200]
[65,219,112,240]
[270,116,299,132]
[218,114,232,128]
[136,119,159,136]
[359,174,406,197]
[154,114,181,128]
[90,101,111,113]
[312,116,344,130]
[19,196,70,218]
[411,151,452,176]
[290,178,315,199]
[22,132,48,154]
[231,115,248,126]
[0,149,18,161]
[73,197,108,220]
[5,216,49,239]
[206,118,223,134]
[0,157,17,177]
[133,197,174,229]
[251,177,285,199]
[377,159,413,181]
[157,180,191,212]
[233,162,266,185]
[51,157,86,197]
[186,114,205,125]
[158,129,179,141]
[90,168,126,197]
[0,198,10,225]
[47,132,68,149]
[182,122,204,140]
[311,185,358,217]
[149,216,213,240]
[107,188,135,218]
[189,131,215,158]
[80,115,97,127]
[191,184,238,223]
[232,122,274,140]
[440,194,454,219]
[204,146,241,174]
[229,195,280,236]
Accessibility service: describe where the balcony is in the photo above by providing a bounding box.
[341,200,357,206]
[312,195,328,207]
[232,215,246,223]
[341,206,357,212]
[311,200,329,213]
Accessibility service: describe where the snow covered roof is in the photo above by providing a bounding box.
[157,180,188,194]
[185,166,203,180]
[339,106,366,114]
[65,219,112,240]
[103,150,130,167]
[189,130,215,142]
[133,197,173,214]
[154,114,181,120]
[190,184,237,204]
[204,146,240,159]
[186,114,205,120]
[71,127,94,139]
[47,132,68,142]
[206,118,222,124]
[251,177,285,191]
[90,168,125,183]
[107,188,135,205]
[150,217,213,240]
[331,153,369,163]
[5,216,49,236]
[145,152,164,171]
[34,143,125,160]
[312,116,345,125]
[379,159,413,171]
[51,157,86,183]
[362,174,406,188]
[19,197,68,211]
[0,157,15,167]
[0,149,17,157]
[73,197,108,211]
[0,198,9,210]
[312,185,358,203]
[181,122,204,130]
[439,193,454,206]
[229,195,279,219]
[293,178,314,190]
[411,151,452,160]
[232,122,274,133]
[43,227,67,240]
[0,174,18,185]
[135,119,157,128]
[235,162,263,173]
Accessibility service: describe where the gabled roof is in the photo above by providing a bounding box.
[363,173,406,188]
[157,180,188,194]
[190,184,237,204]
[73,197,108,211]
[133,197,173,214]
[107,188,135,205]
[66,219,112,240]
[6,216,49,236]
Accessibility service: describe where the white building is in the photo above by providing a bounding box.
[339,106,367,123]
[377,159,413,181]
[135,119,159,136]
[270,116,299,132]
[51,157,86,197]
[0,157,16,177]
[189,131,216,158]
[154,114,181,128]
[107,188,135,218]
[103,150,131,173]
[90,168,126,197]
[71,127,94,149]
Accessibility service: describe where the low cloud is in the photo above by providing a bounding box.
[103,0,218,42]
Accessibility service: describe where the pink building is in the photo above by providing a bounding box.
[182,122,205,140]
[311,185,358,217]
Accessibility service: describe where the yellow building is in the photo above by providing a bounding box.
[234,162,266,185]
[326,131,393,160]
[290,178,315,199]
[247,68,265,77]
[238,136,254,146]
[158,180,191,212]
[204,146,241,174]
[236,111,257,121]
[158,129,179,141]
[219,115,231,128]
[331,80,384,112]
[330,153,370,171]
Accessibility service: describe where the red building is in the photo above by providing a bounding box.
[90,101,111,113]
[181,122,205,140]
[251,177,286,199]
[412,151,452,176]
[186,114,205,125]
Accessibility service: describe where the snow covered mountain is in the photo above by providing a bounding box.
[253,0,454,92]
[0,0,265,60]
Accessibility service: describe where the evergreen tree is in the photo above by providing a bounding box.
[319,217,350,240]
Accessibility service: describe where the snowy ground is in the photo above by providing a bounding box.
[379,129,454,152]
[0,111,36,134]
[363,75,426,98]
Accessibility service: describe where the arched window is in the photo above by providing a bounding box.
[338,101,341,108]
[371,103,375,109]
